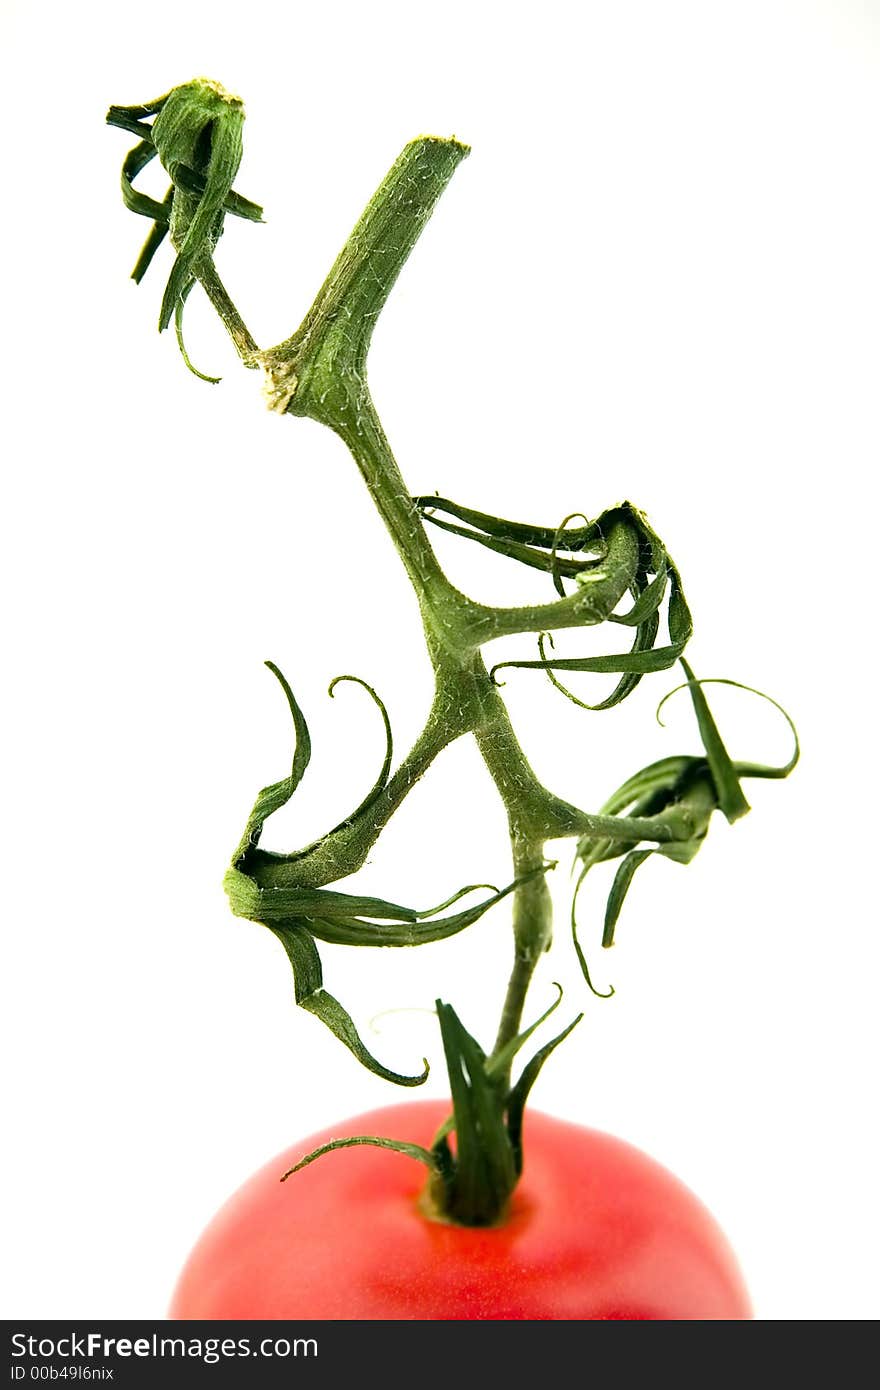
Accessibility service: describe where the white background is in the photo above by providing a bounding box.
[3,0,878,1321]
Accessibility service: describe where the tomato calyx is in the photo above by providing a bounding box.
[284,996,582,1227]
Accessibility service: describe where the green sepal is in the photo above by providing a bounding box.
[227,663,549,947]
[571,671,799,971]
[534,602,661,712]
[435,1001,517,1225]
[227,871,545,947]
[278,995,582,1222]
[222,661,429,1085]
[416,510,608,579]
[601,848,656,948]
[107,78,263,360]
[593,754,705,817]
[570,865,615,998]
[413,494,608,551]
[121,141,168,221]
[107,94,171,120]
[506,1013,583,1176]
[169,163,263,221]
[572,762,717,971]
[224,666,550,1088]
[321,675,392,835]
[229,661,311,870]
[433,497,693,711]
[281,1135,440,1182]
[677,658,750,823]
[118,131,262,229]
[131,190,174,283]
[493,629,688,681]
[173,282,221,382]
[656,677,799,781]
[485,983,563,1081]
[607,564,668,626]
[150,82,246,331]
[414,498,685,610]
[491,556,692,698]
[269,923,429,1087]
[106,101,168,140]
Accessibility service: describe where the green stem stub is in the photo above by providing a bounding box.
[259,137,469,422]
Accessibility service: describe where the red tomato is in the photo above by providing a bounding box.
[171,1100,750,1320]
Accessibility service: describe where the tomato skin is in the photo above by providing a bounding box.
[171,1101,750,1320]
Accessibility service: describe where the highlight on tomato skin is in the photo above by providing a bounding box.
[170,1101,751,1322]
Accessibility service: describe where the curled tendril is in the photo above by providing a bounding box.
[174,290,221,383]
[655,676,800,778]
[325,674,394,833]
[367,1006,437,1037]
[416,882,500,916]
[570,863,615,998]
[533,629,649,714]
[485,982,566,1078]
[567,663,800,986]
[550,513,591,597]
[537,630,593,710]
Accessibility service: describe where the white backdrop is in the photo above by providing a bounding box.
[3,0,878,1320]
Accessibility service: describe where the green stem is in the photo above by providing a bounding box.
[202,132,699,1224]
[253,187,699,1050]
[333,400,465,618]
